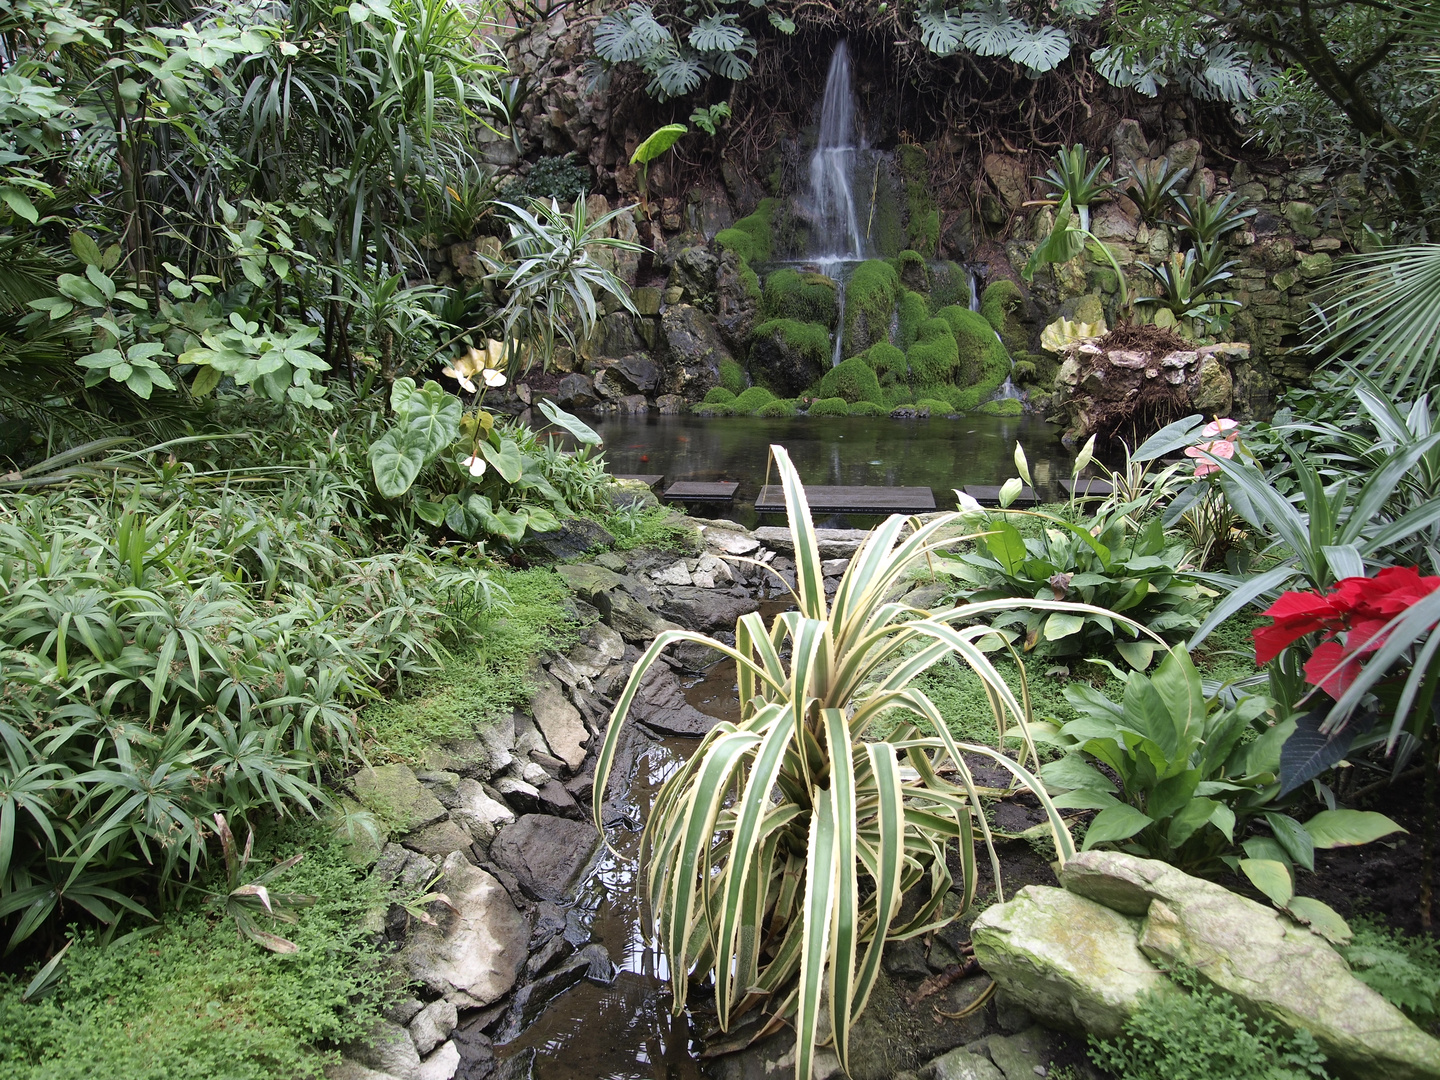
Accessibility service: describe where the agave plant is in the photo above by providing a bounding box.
[592,446,1132,1080]
[1135,249,1241,329]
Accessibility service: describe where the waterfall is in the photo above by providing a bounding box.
[808,42,864,262]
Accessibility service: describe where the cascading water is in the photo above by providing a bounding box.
[971,263,1021,402]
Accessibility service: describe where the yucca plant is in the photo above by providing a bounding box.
[592,446,1129,1080]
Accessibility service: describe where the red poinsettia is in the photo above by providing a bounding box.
[1253,567,1440,697]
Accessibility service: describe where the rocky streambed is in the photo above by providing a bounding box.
[330,514,1440,1080]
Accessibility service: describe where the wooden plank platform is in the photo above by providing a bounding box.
[663,480,739,503]
[754,485,937,514]
[962,483,1039,507]
[615,473,665,490]
[1061,477,1114,497]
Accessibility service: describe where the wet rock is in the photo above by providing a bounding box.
[409,1000,459,1057]
[488,814,600,903]
[699,525,760,556]
[386,998,426,1026]
[656,393,685,414]
[690,553,734,588]
[883,939,933,979]
[524,518,615,562]
[395,852,528,1009]
[661,303,732,399]
[523,933,574,980]
[748,321,828,398]
[555,374,598,411]
[628,663,718,737]
[650,561,694,586]
[918,1047,1005,1080]
[492,1047,535,1080]
[753,526,869,559]
[983,153,1029,210]
[604,590,678,643]
[563,772,595,803]
[351,765,449,834]
[489,774,541,816]
[658,587,759,633]
[528,684,587,772]
[535,779,582,819]
[450,1023,496,1080]
[615,354,661,393]
[402,818,475,858]
[715,249,760,354]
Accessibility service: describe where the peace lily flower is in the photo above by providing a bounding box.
[442,363,477,393]
[481,366,506,388]
[460,454,487,478]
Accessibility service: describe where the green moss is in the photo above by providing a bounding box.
[692,402,735,416]
[858,341,909,386]
[714,198,776,265]
[930,261,971,309]
[896,289,930,350]
[980,278,1028,353]
[848,400,887,416]
[894,249,930,293]
[880,385,915,409]
[936,304,1009,394]
[978,398,1024,416]
[719,358,747,394]
[763,268,839,326]
[869,168,906,257]
[703,386,737,404]
[752,318,832,370]
[816,356,883,404]
[738,259,761,303]
[1010,359,1037,384]
[917,396,955,415]
[754,397,800,417]
[807,396,851,417]
[732,385,778,413]
[906,317,960,386]
[898,144,939,257]
[842,259,901,357]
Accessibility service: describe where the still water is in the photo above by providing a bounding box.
[591,413,1077,525]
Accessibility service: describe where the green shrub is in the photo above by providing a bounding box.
[1090,967,1333,1080]
[897,288,930,350]
[906,317,960,386]
[917,397,955,415]
[719,358,747,394]
[930,261,972,309]
[763,268,839,326]
[755,397,800,417]
[806,396,851,416]
[978,398,1023,416]
[0,821,393,1080]
[842,259,901,356]
[847,400,887,416]
[816,356,883,404]
[715,198,776,264]
[703,386,737,404]
[858,342,909,386]
[732,385,778,413]
[752,319,831,371]
[1340,918,1440,1022]
[508,154,592,202]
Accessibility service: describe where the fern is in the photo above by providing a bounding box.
[688,12,743,53]
[1340,919,1440,1022]
[1008,25,1071,72]
[917,8,965,56]
[959,5,1030,57]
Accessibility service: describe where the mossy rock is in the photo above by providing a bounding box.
[930,261,972,309]
[816,356,883,405]
[978,398,1023,416]
[896,289,930,351]
[880,385,915,409]
[858,342,909,386]
[906,317,960,386]
[981,278,1029,354]
[806,396,851,417]
[703,387,737,404]
[692,402,736,416]
[762,267,839,326]
[719,358,747,395]
[894,249,930,293]
[842,259,900,357]
[754,397,800,417]
[1010,359,1037,385]
[731,385,777,413]
[937,304,1010,394]
[714,199,775,265]
[847,400,888,417]
[897,144,939,258]
[917,396,955,416]
[749,318,831,397]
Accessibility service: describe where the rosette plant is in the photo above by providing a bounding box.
[592,446,1133,1080]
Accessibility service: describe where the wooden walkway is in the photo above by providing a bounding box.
[1061,477,1114,497]
[754,485,937,514]
[961,484,1039,507]
[663,480,739,503]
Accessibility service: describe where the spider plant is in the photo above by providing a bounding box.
[1167,190,1257,244]
[1124,157,1187,222]
[1034,144,1121,232]
[592,445,1134,1080]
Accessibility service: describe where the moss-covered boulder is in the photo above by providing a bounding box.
[896,289,930,351]
[847,400,887,416]
[815,356,883,404]
[762,268,838,327]
[978,398,1023,416]
[894,249,929,293]
[718,358,746,394]
[906,317,960,386]
[857,342,908,386]
[930,261,972,309]
[806,396,850,417]
[937,304,1010,397]
[981,278,1029,355]
[754,397,799,417]
[842,260,900,357]
[916,396,955,416]
[714,199,775,265]
[897,144,940,258]
[702,387,736,405]
[731,386,777,414]
[749,318,831,397]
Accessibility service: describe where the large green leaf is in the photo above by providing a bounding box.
[390,378,462,460]
[367,427,427,499]
[630,123,688,166]
[1303,810,1406,849]
[1043,612,1085,641]
[1240,858,1293,907]
[1082,804,1153,849]
[536,398,602,445]
[479,438,524,483]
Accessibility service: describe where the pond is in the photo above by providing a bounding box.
[592,413,1080,527]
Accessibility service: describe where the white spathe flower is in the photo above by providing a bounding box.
[461,454,487,478]
[955,491,985,514]
[481,367,507,388]
[442,364,477,393]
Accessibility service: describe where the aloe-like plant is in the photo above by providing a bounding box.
[1023,195,1130,309]
[1135,248,1241,331]
[1167,190,1257,244]
[592,446,1126,1080]
[1124,157,1187,222]
[1034,144,1121,232]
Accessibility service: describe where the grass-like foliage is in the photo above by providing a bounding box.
[0,820,392,1080]
[1090,966,1332,1080]
[592,445,1123,1080]
[0,466,492,950]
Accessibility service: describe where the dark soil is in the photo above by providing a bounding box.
[1094,323,1192,354]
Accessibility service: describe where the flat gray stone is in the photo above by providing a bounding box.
[327,1060,406,1080]
[628,663,717,737]
[408,1000,458,1057]
[488,814,600,903]
[657,587,759,633]
[401,818,473,858]
[344,1018,422,1079]
[919,1046,1005,1080]
[395,852,528,1009]
[984,1027,1065,1080]
[452,778,515,845]
[351,765,448,834]
[528,684,587,771]
[414,1041,459,1080]
[754,526,870,558]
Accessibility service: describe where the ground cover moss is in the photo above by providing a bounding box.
[897,144,940,257]
[703,387,736,404]
[815,356,883,404]
[897,288,930,350]
[806,396,850,416]
[762,268,838,326]
[978,398,1023,416]
[754,397,800,417]
[842,259,900,356]
[858,341,909,386]
[719,358,746,394]
[0,821,392,1080]
[847,400,887,416]
[363,566,577,761]
[714,198,775,265]
[692,402,736,416]
[731,385,778,413]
